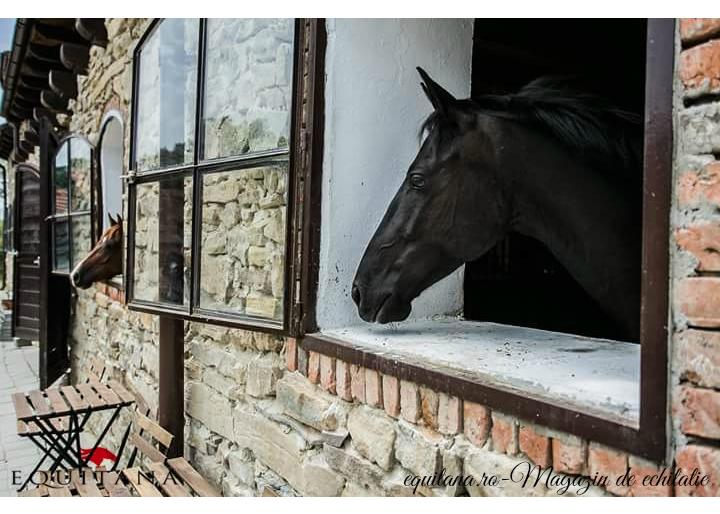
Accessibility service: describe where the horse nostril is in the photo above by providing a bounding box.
[351,283,362,305]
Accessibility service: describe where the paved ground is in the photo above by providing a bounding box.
[0,312,42,497]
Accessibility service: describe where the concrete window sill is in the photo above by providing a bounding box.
[319,317,640,427]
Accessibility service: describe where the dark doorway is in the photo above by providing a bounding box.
[12,164,41,341]
[465,19,647,341]
[39,121,72,388]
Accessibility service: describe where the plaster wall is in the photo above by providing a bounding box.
[317,19,473,330]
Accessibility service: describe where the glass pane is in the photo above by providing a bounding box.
[70,138,92,212]
[54,142,69,214]
[53,218,70,272]
[133,174,193,306]
[135,19,199,171]
[198,162,288,322]
[71,215,92,268]
[203,19,294,160]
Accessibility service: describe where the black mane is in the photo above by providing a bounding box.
[422,77,643,178]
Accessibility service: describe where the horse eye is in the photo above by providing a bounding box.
[409,174,426,189]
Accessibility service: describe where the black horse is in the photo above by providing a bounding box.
[352,67,642,341]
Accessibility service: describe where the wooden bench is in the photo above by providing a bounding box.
[18,393,220,497]
[120,407,220,497]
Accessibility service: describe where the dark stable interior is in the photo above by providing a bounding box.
[464,19,647,341]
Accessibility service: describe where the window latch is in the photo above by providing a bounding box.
[120,171,137,184]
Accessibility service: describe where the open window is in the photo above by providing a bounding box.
[50,136,93,274]
[303,19,673,461]
[96,112,125,287]
[126,19,323,333]
[98,113,124,234]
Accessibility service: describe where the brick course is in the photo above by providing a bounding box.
[676,277,720,328]
[677,161,720,208]
[588,443,630,497]
[681,18,720,45]
[519,423,551,467]
[675,445,720,496]
[677,386,720,439]
[676,329,720,388]
[552,434,587,475]
[676,223,720,271]
[679,40,720,97]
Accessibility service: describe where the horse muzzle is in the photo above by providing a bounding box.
[70,268,93,290]
[352,282,411,323]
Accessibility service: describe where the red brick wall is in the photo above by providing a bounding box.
[673,18,720,497]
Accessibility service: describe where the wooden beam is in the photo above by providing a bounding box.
[9,106,33,120]
[18,74,51,91]
[18,139,34,154]
[60,43,90,74]
[13,147,29,162]
[13,95,38,110]
[158,316,184,458]
[27,43,61,64]
[34,22,87,46]
[40,90,70,115]
[24,55,65,73]
[49,70,78,99]
[21,126,39,146]
[22,131,39,147]
[33,106,54,124]
[75,19,108,48]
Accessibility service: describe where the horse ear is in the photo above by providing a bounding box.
[115,214,122,227]
[107,213,116,226]
[417,67,457,115]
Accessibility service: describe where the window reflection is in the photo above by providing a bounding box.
[71,215,92,268]
[54,143,69,214]
[70,139,92,212]
[133,174,193,306]
[53,218,70,271]
[199,163,288,321]
[135,19,199,171]
[203,19,294,160]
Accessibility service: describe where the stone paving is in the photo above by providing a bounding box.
[0,314,42,497]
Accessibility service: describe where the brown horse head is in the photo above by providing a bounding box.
[71,214,123,289]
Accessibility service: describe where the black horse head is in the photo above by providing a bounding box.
[352,68,511,323]
[352,67,642,339]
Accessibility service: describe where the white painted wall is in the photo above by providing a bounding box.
[100,115,124,231]
[317,19,474,330]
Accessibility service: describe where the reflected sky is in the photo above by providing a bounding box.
[0,18,15,125]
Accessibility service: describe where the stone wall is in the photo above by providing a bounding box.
[63,18,720,497]
[67,16,159,450]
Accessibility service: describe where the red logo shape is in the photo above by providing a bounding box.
[80,447,117,467]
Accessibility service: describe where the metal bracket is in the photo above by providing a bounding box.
[119,171,136,184]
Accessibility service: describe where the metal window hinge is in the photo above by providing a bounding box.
[292,301,304,334]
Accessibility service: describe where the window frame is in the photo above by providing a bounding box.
[301,19,673,462]
[48,134,94,276]
[95,111,125,289]
[0,162,6,289]
[126,18,324,335]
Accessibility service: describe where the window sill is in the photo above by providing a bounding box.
[302,316,646,453]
